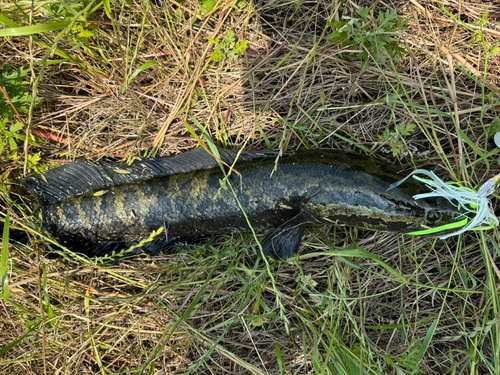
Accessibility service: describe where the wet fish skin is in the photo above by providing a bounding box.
[22,149,464,259]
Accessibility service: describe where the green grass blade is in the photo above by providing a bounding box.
[458,128,490,175]
[127,61,160,85]
[0,323,39,357]
[0,22,71,37]
[412,318,439,375]
[0,13,17,28]
[0,13,107,76]
[42,264,55,319]
[1,212,10,301]
[191,118,225,172]
[310,247,407,283]
[275,343,285,375]
[103,0,112,19]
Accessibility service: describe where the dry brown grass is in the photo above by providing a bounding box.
[1,0,500,374]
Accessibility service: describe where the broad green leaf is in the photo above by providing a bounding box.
[206,36,219,44]
[28,153,41,167]
[234,40,248,54]
[201,0,216,13]
[224,30,235,46]
[487,117,500,135]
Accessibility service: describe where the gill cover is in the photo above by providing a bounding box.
[389,169,499,239]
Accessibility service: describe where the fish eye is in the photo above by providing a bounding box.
[425,209,442,224]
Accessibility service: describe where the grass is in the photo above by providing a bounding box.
[1,0,500,373]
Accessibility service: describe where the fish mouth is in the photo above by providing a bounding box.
[411,196,473,236]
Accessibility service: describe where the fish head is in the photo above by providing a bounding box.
[408,195,471,237]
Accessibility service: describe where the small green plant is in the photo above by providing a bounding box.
[0,65,42,170]
[201,0,216,14]
[469,11,500,56]
[487,117,500,135]
[379,122,416,157]
[327,7,408,72]
[200,0,246,15]
[0,65,33,120]
[70,22,95,53]
[0,118,24,157]
[40,3,97,55]
[207,30,248,62]
[386,341,423,373]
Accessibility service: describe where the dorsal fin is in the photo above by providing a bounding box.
[23,148,278,204]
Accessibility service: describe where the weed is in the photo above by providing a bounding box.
[0,65,34,121]
[0,65,42,163]
[39,1,97,55]
[201,0,216,14]
[207,30,248,62]
[327,7,408,72]
[0,119,23,157]
[200,0,245,15]
[379,122,416,157]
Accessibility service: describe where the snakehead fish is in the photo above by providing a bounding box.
[8,148,465,259]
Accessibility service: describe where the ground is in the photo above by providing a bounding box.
[1,0,500,374]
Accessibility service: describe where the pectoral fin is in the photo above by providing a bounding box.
[261,212,310,260]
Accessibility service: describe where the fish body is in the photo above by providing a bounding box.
[22,149,464,259]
